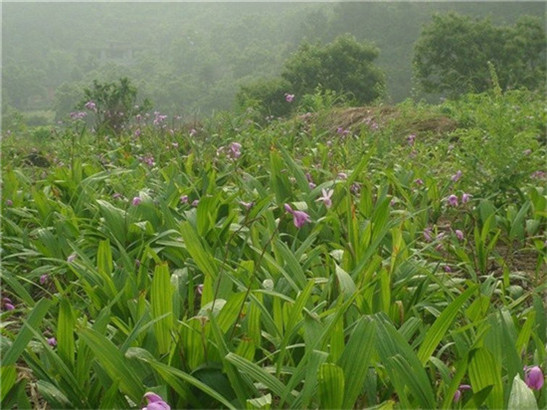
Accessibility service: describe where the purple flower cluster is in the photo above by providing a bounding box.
[2,297,15,311]
[139,155,156,167]
[84,101,97,111]
[285,93,295,103]
[407,134,416,146]
[446,193,472,207]
[453,384,471,402]
[70,111,87,120]
[153,112,168,126]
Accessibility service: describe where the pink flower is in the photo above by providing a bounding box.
[5,199,13,206]
[455,230,464,241]
[180,195,189,204]
[228,142,242,159]
[67,253,77,263]
[414,178,424,186]
[39,274,49,285]
[461,193,472,204]
[47,337,57,347]
[447,195,458,207]
[407,134,416,146]
[142,392,171,410]
[84,101,97,111]
[423,227,433,242]
[2,298,15,311]
[284,204,311,228]
[453,384,471,402]
[443,265,452,273]
[525,366,544,390]
[316,188,334,208]
[451,170,463,182]
[285,93,295,103]
[240,201,254,210]
[337,172,348,180]
[192,199,200,207]
[132,196,142,206]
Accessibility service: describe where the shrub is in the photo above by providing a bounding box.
[236,34,385,120]
[236,77,292,120]
[282,34,385,105]
[79,77,152,134]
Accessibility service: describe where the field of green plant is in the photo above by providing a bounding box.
[1,89,546,409]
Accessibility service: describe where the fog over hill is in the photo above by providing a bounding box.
[2,1,544,121]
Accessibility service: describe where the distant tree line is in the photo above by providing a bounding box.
[2,2,545,126]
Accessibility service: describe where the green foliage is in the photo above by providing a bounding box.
[414,13,546,97]
[80,77,152,134]
[282,34,385,104]
[1,90,546,409]
[236,77,293,120]
[237,34,385,119]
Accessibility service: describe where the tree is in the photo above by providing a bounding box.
[236,34,385,119]
[413,13,546,97]
[282,34,385,105]
[79,77,152,134]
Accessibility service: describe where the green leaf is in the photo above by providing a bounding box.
[338,317,376,409]
[180,221,218,280]
[151,263,174,354]
[246,393,272,409]
[226,353,291,405]
[3,298,54,366]
[36,380,73,409]
[0,365,17,402]
[469,348,503,409]
[334,264,356,300]
[417,285,477,364]
[57,298,76,366]
[508,373,538,410]
[136,353,237,410]
[318,363,345,410]
[79,328,144,402]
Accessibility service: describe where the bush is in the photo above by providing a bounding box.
[236,34,385,120]
[79,77,152,135]
[413,13,546,98]
[282,34,385,105]
[236,77,292,120]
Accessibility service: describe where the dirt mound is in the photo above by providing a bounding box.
[304,105,458,141]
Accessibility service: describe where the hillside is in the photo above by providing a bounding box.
[1,89,546,409]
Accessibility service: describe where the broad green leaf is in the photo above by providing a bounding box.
[180,221,218,279]
[469,348,503,409]
[338,316,376,409]
[508,374,538,410]
[226,353,291,405]
[0,365,17,402]
[246,393,272,409]
[417,285,477,364]
[140,355,237,410]
[3,298,54,366]
[151,263,174,354]
[318,363,345,410]
[334,264,356,300]
[36,380,73,409]
[79,328,144,402]
[58,298,76,366]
